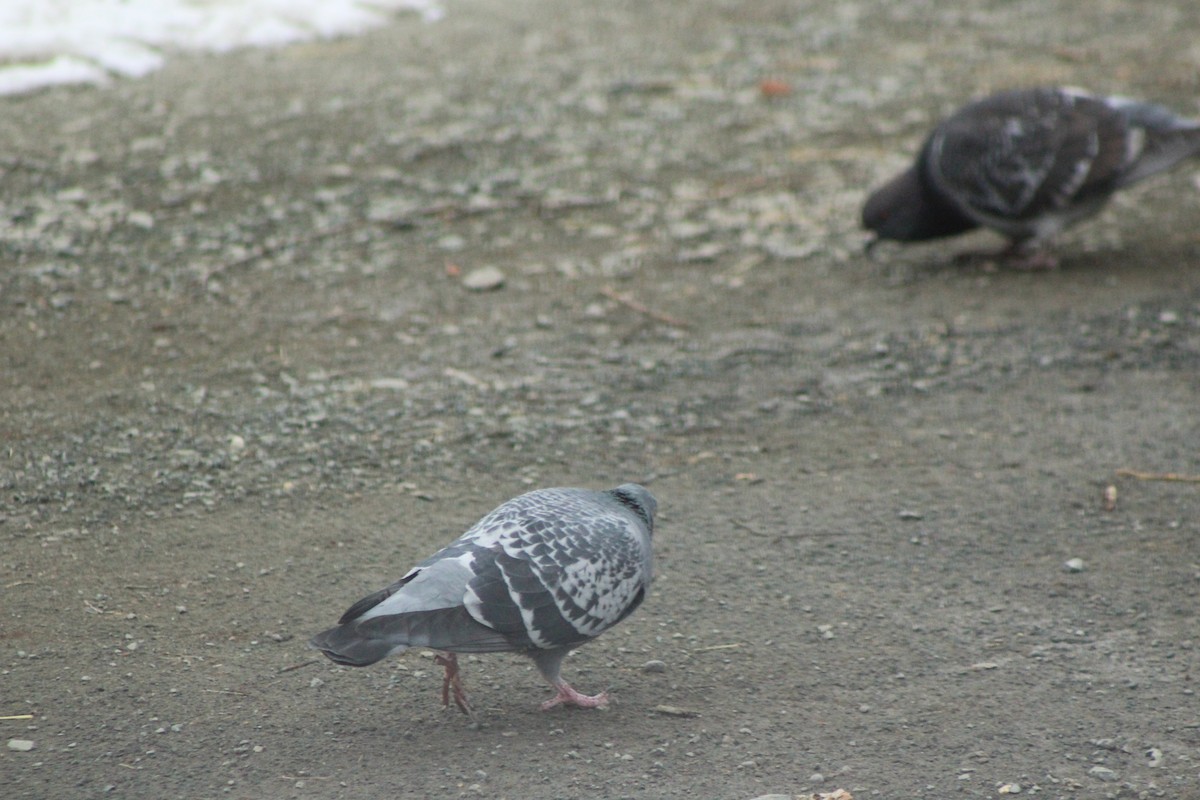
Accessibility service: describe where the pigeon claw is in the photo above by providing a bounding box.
[540,681,609,711]
[434,653,477,720]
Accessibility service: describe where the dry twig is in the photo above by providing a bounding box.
[1115,469,1200,483]
[600,286,688,328]
[692,642,745,652]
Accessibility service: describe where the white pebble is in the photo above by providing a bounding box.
[1064,558,1085,573]
[7,739,35,752]
[462,265,505,291]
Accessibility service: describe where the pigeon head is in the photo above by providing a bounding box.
[862,152,978,246]
[609,483,657,530]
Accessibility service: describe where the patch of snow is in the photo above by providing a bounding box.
[0,0,442,96]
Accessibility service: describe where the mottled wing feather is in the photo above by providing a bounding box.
[929,89,1129,223]
[463,492,650,651]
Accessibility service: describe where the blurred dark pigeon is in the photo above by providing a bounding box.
[863,87,1200,267]
[310,484,657,716]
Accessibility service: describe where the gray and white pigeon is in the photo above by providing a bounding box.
[309,484,657,715]
[862,87,1200,267]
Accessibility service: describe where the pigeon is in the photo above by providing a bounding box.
[862,87,1200,267]
[310,484,657,716]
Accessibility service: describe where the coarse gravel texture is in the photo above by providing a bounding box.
[3,0,1200,798]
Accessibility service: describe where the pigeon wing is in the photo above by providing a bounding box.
[927,89,1133,227]
[463,490,651,651]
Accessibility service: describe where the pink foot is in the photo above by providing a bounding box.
[540,680,609,711]
[1000,241,1058,271]
[1005,250,1059,271]
[954,244,1058,271]
[434,653,476,718]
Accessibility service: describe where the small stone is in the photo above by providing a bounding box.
[897,509,923,520]
[462,265,505,291]
[309,677,324,689]
[641,659,667,674]
[368,378,409,391]
[1063,558,1085,573]
[126,210,155,229]
[1088,766,1117,782]
[998,783,1022,794]
[7,739,35,752]
[809,772,825,782]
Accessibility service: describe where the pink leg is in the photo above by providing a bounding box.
[1000,241,1058,271]
[434,653,475,718]
[540,679,609,711]
[954,243,1058,271]
[1005,249,1059,271]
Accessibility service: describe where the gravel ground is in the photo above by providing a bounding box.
[3,0,1200,798]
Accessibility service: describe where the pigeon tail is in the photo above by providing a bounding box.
[310,606,512,666]
[308,623,399,667]
[1113,104,1200,187]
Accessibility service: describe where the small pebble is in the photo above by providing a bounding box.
[641,659,667,674]
[7,739,35,752]
[1063,558,1085,573]
[998,783,1022,794]
[1088,766,1117,782]
[462,265,505,291]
